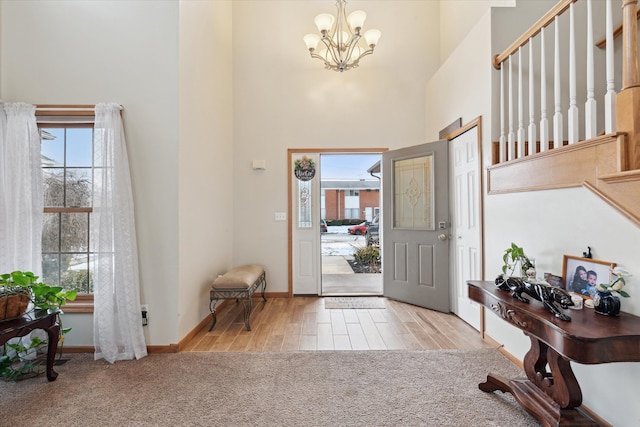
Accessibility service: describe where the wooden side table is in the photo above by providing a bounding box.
[468,280,640,427]
[0,310,61,381]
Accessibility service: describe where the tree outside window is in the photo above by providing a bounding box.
[40,126,94,294]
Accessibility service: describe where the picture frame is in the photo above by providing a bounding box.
[562,255,615,299]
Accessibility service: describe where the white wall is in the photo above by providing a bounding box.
[230,0,441,293]
[439,0,514,62]
[0,0,181,346]
[178,1,234,340]
[427,2,640,426]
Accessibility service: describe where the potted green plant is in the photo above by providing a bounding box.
[0,271,76,380]
[501,243,534,278]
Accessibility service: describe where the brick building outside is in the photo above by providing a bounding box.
[321,180,380,222]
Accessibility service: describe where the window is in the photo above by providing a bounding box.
[344,208,359,219]
[40,125,94,294]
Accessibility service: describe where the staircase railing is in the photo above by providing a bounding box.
[493,0,640,170]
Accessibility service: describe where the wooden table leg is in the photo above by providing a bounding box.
[44,322,60,381]
[479,335,599,426]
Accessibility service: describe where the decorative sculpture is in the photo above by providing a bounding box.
[495,276,574,321]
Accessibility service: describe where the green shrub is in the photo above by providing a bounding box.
[354,246,380,268]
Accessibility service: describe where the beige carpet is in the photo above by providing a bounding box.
[0,350,539,426]
[324,296,386,309]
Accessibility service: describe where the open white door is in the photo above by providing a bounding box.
[382,140,450,312]
[450,125,482,329]
[291,153,321,295]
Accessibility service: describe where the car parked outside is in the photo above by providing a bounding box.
[320,219,328,233]
[365,214,379,246]
[347,221,369,235]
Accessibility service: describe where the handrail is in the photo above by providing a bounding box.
[595,8,640,48]
[493,0,577,69]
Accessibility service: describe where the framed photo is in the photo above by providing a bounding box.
[562,255,615,299]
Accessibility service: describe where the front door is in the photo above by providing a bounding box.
[382,140,450,312]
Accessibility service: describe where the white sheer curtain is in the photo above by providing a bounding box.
[92,103,147,363]
[0,102,43,274]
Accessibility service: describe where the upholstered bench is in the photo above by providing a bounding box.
[209,264,267,331]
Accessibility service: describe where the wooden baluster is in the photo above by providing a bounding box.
[518,47,526,157]
[604,0,616,134]
[540,26,549,152]
[528,38,537,154]
[500,66,507,163]
[585,0,597,139]
[553,16,563,149]
[508,56,516,161]
[568,3,579,144]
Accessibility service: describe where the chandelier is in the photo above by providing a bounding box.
[303,0,381,72]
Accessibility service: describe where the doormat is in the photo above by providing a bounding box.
[324,297,386,309]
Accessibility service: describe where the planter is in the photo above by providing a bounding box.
[0,290,30,321]
[593,291,621,317]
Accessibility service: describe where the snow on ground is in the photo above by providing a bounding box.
[321,226,366,256]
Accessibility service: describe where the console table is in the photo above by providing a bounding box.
[0,310,61,381]
[468,280,640,427]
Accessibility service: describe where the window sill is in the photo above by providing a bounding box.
[61,295,94,313]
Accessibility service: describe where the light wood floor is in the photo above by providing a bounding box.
[183,297,495,352]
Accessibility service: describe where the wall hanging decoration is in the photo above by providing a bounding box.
[294,156,316,181]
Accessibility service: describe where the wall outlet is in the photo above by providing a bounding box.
[141,304,149,326]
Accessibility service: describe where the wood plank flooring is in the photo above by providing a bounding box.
[183,297,495,352]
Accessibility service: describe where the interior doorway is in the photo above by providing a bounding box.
[320,153,383,295]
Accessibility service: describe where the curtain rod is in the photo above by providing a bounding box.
[35,104,124,109]
[35,104,123,116]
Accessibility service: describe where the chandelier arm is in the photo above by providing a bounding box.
[318,37,342,65]
[353,47,375,62]
[342,34,362,63]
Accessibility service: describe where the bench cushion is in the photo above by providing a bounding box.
[212,264,264,289]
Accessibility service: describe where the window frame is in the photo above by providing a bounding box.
[37,106,97,313]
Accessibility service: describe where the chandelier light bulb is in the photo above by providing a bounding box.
[314,13,335,33]
[364,29,382,47]
[332,31,350,46]
[347,10,367,32]
[303,34,321,51]
[347,10,366,31]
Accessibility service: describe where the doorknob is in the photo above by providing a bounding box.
[438,234,448,241]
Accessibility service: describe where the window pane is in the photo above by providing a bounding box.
[66,128,93,167]
[65,168,92,207]
[61,212,88,252]
[43,169,65,207]
[42,254,60,286]
[42,212,60,252]
[41,128,65,166]
[393,154,434,230]
[298,180,312,228]
[62,256,91,293]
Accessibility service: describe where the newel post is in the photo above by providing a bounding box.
[617,0,640,169]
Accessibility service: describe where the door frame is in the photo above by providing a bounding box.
[287,148,387,297]
[442,116,485,331]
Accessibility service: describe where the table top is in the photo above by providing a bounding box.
[0,309,59,335]
[468,280,640,364]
